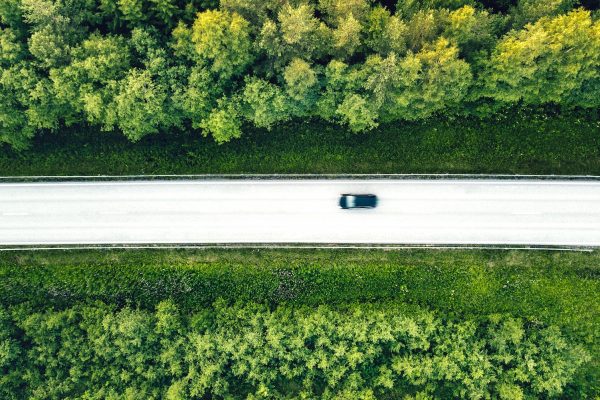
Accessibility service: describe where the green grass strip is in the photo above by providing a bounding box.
[1,112,599,176]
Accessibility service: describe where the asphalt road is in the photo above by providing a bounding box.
[1,179,600,246]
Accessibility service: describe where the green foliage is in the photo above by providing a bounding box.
[191,9,253,79]
[483,9,600,108]
[510,0,578,28]
[50,33,131,130]
[118,0,146,25]
[0,0,597,147]
[283,58,319,114]
[364,6,408,55]
[115,69,168,141]
[318,0,371,25]
[0,300,589,399]
[258,3,332,71]
[0,247,598,395]
[406,38,472,117]
[220,0,284,26]
[0,307,21,400]
[174,66,218,128]
[337,93,378,131]
[0,0,25,29]
[200,97,243,143]
[331,12,363,59]
[0,66,36,149]
[443,5,501,63]
[353,38,473,123]
[98,0,215,30]
[1,110,598,175]
[397,0,476,18]
[404,9,445,52]
[241,76,291,128]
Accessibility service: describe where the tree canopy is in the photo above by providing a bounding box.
[0,301,590,399]
[0,0,598,148]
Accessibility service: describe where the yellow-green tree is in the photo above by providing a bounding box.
[50,34,131,131]
[443,5,501,63]
[510,0,577,28]
[483,9,600,108]
[364,7,408,56]
[283,58,319,115]
[258,4,331,71]
[191,9,253,79]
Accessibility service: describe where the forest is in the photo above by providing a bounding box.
[1,0,599,149]
[0,301,590,399]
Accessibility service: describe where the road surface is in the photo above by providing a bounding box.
[1,179,600,246]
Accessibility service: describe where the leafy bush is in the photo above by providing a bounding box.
[0,301,590,399]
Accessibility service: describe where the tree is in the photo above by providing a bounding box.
[0,67,35,149]
[0,302,590,399]
[174,65,219,129]
[0,43,63,149]
[396,0,475,19]
[316,59,351,122]
[114,69,168,141]
[369,38,472,121]
[0,0,598,149]
[283,58,319,115]
[0,0,26,30]
[0,307,22,399]
[118,0,146,25]
[332,13,363,59]
[19,0,98,68]
[510,0,577,29]
[318,0,371,26]
[220,0,284,26]
[443,5,501,64]
[170,20,196,60]
[200,97,243,143]
[408,38,472,118]
[50,34,131,131]
[364,7,407,56]
[149,0,178,26]
[191,9,253,79]
[483,9,600,108]
[362,52,404,109]
[258,3,332,71]
[240,77,290,129]
[336,93,378,132]
[127,27,188,134]
[404,9,445,52]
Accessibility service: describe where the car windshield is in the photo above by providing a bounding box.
[347,196,356,207]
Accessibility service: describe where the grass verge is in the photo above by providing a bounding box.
[0,111,599,176]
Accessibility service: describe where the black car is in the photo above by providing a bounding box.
[339,194,378,209]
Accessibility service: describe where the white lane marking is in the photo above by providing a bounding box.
[2,212,29,216]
